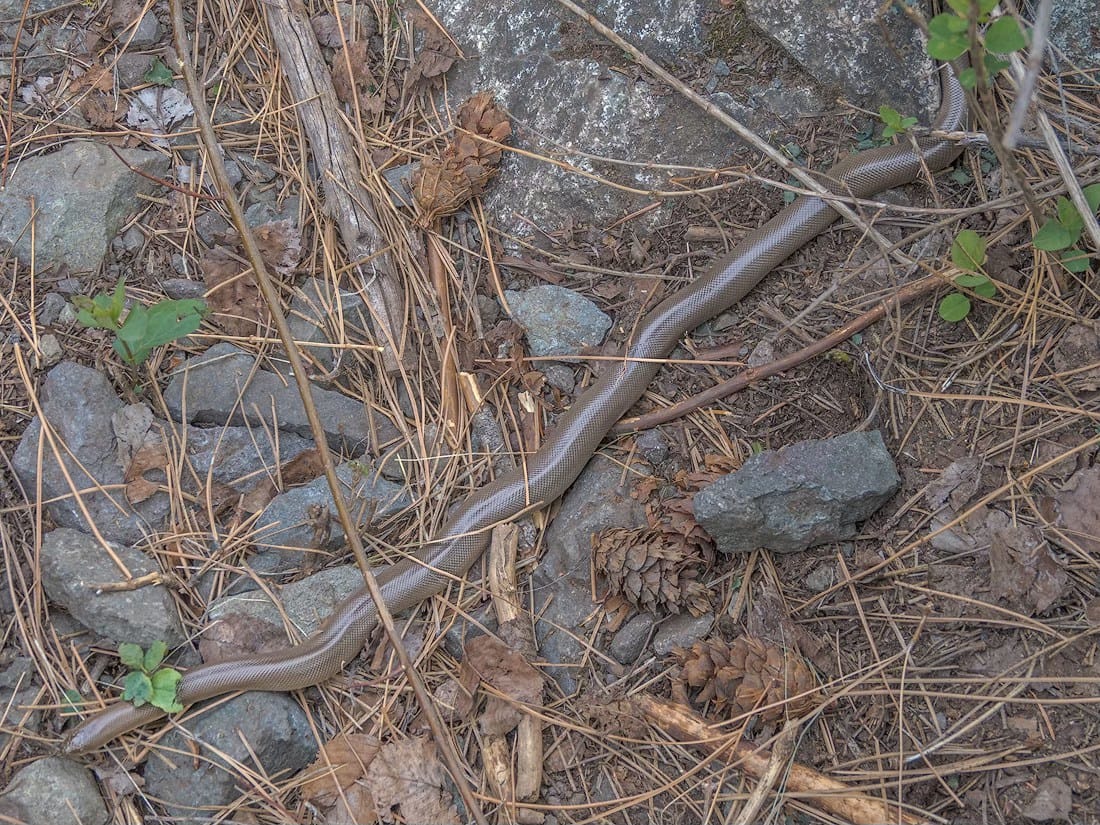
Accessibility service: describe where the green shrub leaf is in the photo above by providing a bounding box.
[1033,219,1077,251]
[1059,249,1091,273]
[939,293,971,322]
[951,230,987,271]
[1084,183,1100,214]
[985,16,1027,53]
[122,671,153,707]
[143,640,168,672]
[150,668,184,713]
[118,642,145,670]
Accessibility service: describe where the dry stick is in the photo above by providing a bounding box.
[1002,0,1052,150]
[635,694,925,825]
[553,0,919,269]
[166,7,486,824]
[613,275,943,433]
[260,0,408,373]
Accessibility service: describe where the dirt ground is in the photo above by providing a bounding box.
[1,1,1099,824]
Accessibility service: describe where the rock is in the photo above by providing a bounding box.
[423,0,743,241]
[1048,0,1100,70]
[121,11,161,47]
[143,692,317,825]
[534,455,648,693]
[694,430,901,554]
[207,564,364,636]
[36,333,62,366]
[609,613,655,664]
[13,361,168,544]
[633,429,669,464]
[542,363,575,395]
[114,52,154,88]
[0,141,166,272]
[504,285,611,358]
[804,562,836,593]
[161,277,207,300]
[40,528,184,647]
[37,292,67,326]
[442,601,498,659]
[742,0,939,118]
[251,457,410,570]
[162,342,401,454]
[653,612,714,658]
[0,758,107,825]
[282,277,372,376]
[381,161,417,208]
[0,658,41,753]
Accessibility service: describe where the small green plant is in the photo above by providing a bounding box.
[1032,185,1100,273]
[73,279,206,366]
[878,105,917,139]
[926,1,1027,89]
[119,641,183,713]
[144,58,175,87]
[939,230,997,322]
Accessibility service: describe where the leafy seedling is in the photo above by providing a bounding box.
[939,230,997,322]
[879,106,917,139]
[927,2,1027,89]
[74,279,206,366]
[144,58,175,87]
[1032,184,1100,273]
[119,641,184,713]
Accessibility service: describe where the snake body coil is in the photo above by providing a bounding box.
[65,66,967,753]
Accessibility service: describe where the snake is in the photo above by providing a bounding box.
[64,63,967,754]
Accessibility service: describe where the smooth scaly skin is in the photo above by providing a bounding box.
[65,67,967,754]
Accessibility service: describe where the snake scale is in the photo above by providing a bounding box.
[64,64,967,753]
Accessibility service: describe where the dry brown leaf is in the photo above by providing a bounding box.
[1043,466,1100,555]
[300,733,381,825]
[1020,776,1072,821]
[197,612,286,664]
[362,738,459,824]
[464,634,542,705]
[989,523,1068,615]
[239,447,328,513]
[407,11,458,87]
[124,442,169,504]
[201,245,267,337]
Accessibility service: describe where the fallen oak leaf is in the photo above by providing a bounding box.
[363,737,459,824]
[300,733,381,825]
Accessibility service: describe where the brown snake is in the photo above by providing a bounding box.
[64,65,967,753]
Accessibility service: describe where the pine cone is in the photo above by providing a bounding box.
[413,91,511,226]
[671,636,819,722]
[593,527,711,618]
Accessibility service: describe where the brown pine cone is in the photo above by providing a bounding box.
[413,91,511,226]
[671,636,819,722]
[593,527,711,619]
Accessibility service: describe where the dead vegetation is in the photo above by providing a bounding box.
[0,0,1098,823]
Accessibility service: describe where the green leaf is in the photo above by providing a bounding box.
[950,167,972,185]
[61,688,84,716]
[1056,196,1084,234]
[932,11,970,33]
[118,642,145,670]
[141,299,206,349]
[1059,249,1091,273]
[122,671,153,707]
[948,0,999,16]
[938,293,971,322]
[1083,183,1100,214]
[984,54,1010,74]
[954,273,988,288]
[149,668,184,713]
[927,14,970,60]
[973,279,997,298]
[144,58,175,87]
[1033,218,1077,251]
[143,640,168,672]
[985,16,1027,53]
[951,229,987,271]
[958,67,978,88]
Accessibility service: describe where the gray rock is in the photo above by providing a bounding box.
[0,0,71,19]
[114,52,154,88]
[653,612,714,658]
[163,342,401,454]
[442,601,498,659]
[40,528,184,647]
[609,613,655,664]
[186,426,314,488]
[252,457,409,570]
[534,455,647,693]
[193,209,230,244]
[381,162,417,208]
[1048,0,1100,70]
[143,692,317,825]
[208,564,364,635]
[0,758,107,825]
[742,0,940,118]
[161,277,206,300]
[37,333,62,366]
[37,292,67,326]
[804,562,836,593]
[281,277,372,376]
[120,11,161,48]
[13,361,168,544]
[476,294,501,328]
[0,658,41,753]
[423,0,743,241]
[634,429,669,465]
[542,363,575,395]
[0,141,167,272]
[694,430,901,555]
[505,285,611,358]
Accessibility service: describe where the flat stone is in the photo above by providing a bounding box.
[0,758,107,825]
[143,692,316,825]
[694,430,901,555]
[504,285,611,358]
[163,342,401,454]
[40,528,184,647]
[0,141,166,272]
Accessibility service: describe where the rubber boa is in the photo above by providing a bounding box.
[64,64,967,753]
